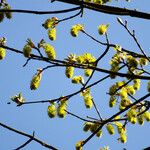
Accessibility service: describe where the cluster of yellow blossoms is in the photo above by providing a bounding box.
[42,17,58,41]
[0,3,12,23]
[47,97,68,118]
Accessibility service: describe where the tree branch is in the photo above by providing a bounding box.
[55,0,150,20]
[0,122,58,150]
[0,6,81,15]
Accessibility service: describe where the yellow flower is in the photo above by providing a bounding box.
[47,102,56,118]
[43,43,56,60]
[23,44,32,57]
[65,66,74,78]
[106,124,115,135]
[48,28,56,41]
[98,24,109,35]
[0,47,6,60]
[30,69,42,90]
[70,24,84,37]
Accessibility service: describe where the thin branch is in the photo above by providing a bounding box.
[65,110,94,122]
[14,137,33,150]
[0,6,81,15]
[118,19,150,62]
[0,122,58,150]
[56,0,150,20]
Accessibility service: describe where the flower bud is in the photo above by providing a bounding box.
[98,24,109,35]
[0,47,6,60]
[5,5,12,19]
[30,69,42,90]
[106,124,115,135]
[120,133,127,143]
[0,12,4,23]
[23,44,32,57]
[48,28,56,41]
[84,94,93,109]
[43,43,56,60]
[70,24,84,37]
[72,76,84,84]
[47,103,56,118]
[65,66,74,78]
[144,111,150,122]
[83,122,92,132]
[84,68,92,77]
[75,141,83,150]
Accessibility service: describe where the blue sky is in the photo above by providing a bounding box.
[0,0,150,150]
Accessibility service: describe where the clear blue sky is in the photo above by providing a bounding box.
[0,0,150,150]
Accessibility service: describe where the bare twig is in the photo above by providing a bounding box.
[0,122,58,150]
[0,6,81,15]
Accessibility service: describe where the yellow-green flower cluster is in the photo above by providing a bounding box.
[65,66,74,78]
[0,47,6,60]
[109,51,123,79]
[106,123,115,135]
[81,88,93,108]
[0,4,12,23]
[109,96,117,107]
[48,28,56,41]
[84,0,111,5]
[23,44,32,57]
[42,17,58,29]
[77,53,96,66]
[0,37,6,60]
[47,102,56,118]
[126,108,137,124]
[98,24,109,35]
[126,55,139,71]
[147,81,150,92]
[57,97,68,118]
[72,76,84,84]
[43,43,56,60]
[133,79,141,90]
[11,93,25,105]
[139,57,148,66]
[84,68,92,77]
[143,111,150,122]
[83,122,102,138]
[70,24,84,37]
[42,17,58,41]
[30,69,42,90]
[75,141,83,150]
